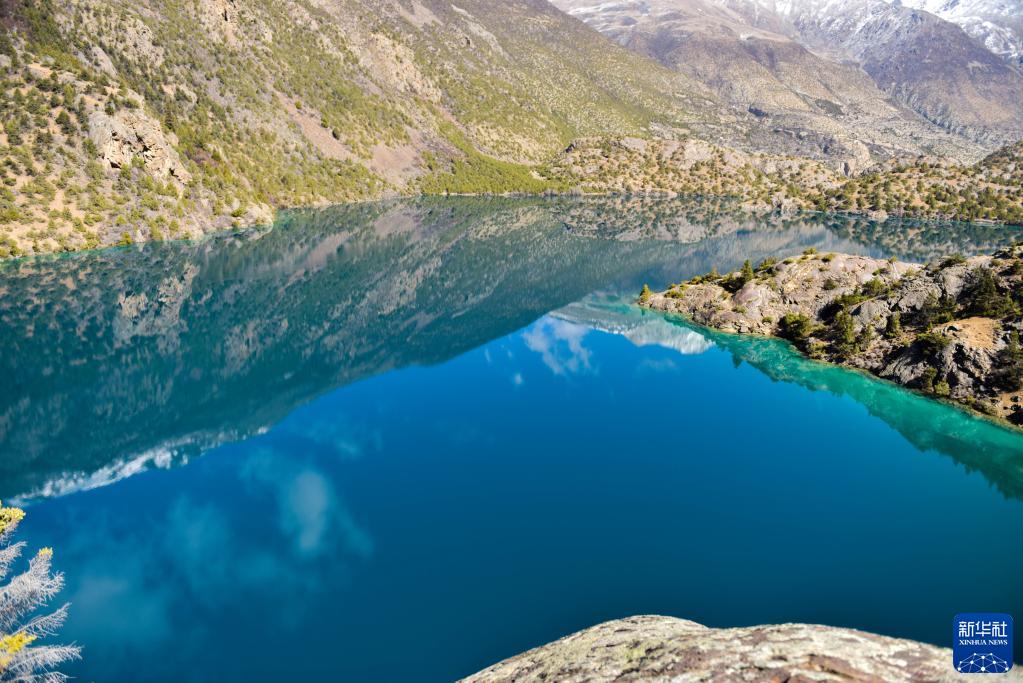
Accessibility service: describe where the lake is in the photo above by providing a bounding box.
[2,197,1022,681]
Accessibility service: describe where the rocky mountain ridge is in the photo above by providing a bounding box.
[555,0,979,158]
[559,0,1023,146]
[547,136,1023,225]
[897,0,1023,65]
[762,0,1023,144]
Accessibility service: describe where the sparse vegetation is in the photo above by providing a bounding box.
[778,313,814,344]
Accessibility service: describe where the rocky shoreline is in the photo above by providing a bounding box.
[639,247,1023,427]
[463,616,1006,682]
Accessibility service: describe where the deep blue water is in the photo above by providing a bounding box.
[2,197,1022,681]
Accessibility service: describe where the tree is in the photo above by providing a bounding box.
[917,293,956,329]
[724,260,755,293]
[54,111,73,136]
[916,331,951,359]
[638,284,652,304]
[885,311,902,339]
[920,367,938,394]
[962,266,1017,319]
[830,310,857,357]
[778,313,814,345]
[997,331,1023,391]
[856,323,875,352]
[740,259,754,283]
[0,502,79,682]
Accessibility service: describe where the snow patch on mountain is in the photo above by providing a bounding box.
[895,0,1023,62]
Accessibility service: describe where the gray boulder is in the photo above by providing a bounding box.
[463,615,1008,682]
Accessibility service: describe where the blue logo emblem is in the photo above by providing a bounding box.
[954,613,1013,674]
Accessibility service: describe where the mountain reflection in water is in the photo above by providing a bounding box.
[1,196,1020,501]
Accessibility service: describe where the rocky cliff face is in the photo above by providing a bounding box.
[641,247,1023,425]
[463,616,1002,682]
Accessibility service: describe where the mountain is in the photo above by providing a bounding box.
[559,0,1023,147]
[821,140,1023,223]
[751,0,1023,145]
[898,0,1023,65]
[0,0,739,256]
[546,135,1023,223]
[553,0,978,168]
[0,0,1021,259]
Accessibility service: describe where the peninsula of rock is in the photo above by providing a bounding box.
[640,247,1023,426]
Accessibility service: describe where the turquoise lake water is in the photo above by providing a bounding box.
[1,197,1022,681]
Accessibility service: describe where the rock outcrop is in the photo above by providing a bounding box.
[88,109,190,183]
[463,616,1009,682]
[641,248,1023,425]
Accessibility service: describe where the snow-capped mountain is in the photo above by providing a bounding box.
[751,0,1023,142]
[555,0,979,163]
[897,0,1023,64]
[558,0,1023,148]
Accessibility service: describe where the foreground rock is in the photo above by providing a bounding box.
[464,616,1007,682]
[640,248,1023,426]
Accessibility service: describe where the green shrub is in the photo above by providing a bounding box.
[940,253,967,268]
[778,313,814,343]
[885,311,902,339]
[856,324,875,351]
[920,367,938,394]
[723,260,755,292]
[961,266,1018,318]
[860,277,887,297]
[638,284,651,304]
[830,309,857,357]
[916,331,950,358]
[917,293,956,328]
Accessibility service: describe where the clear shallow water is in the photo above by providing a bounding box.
[2,197,1022,681]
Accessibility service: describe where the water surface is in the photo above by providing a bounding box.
[2,197,1021,681]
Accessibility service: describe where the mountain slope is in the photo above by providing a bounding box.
[0,0,733,256]
[897,0,1023,65]
[1,0,1021,259]
[752,0,1023,145]
[554,0,980,170]
[546,135,1023,224]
